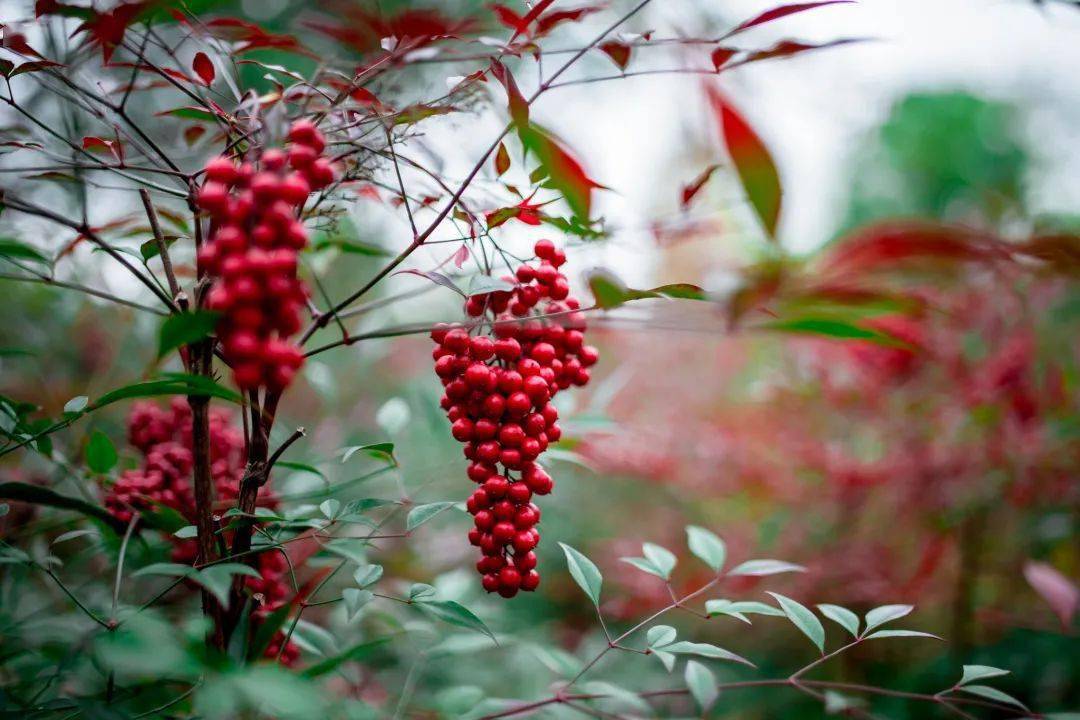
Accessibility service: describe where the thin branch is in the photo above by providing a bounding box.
[139,189,182,301]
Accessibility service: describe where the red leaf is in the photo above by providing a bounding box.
[1024,561,1078,630]
[73,2,148,63]
[533,6,602,37]
[494,142,511,176]
[725,1,853,38]
[519,123,602,221]
[489,59,529,128]
[183,125,206,146]
[82,136,122,163]
[452,244,470,268]
[680,164,721,209]
[0,25,46,58]
[818,221,1006,277]
[192,51,215,86]
[490,4,526,32]
[742,38,862,64]
[706,86,782,239]
[599,41,632,70]
[710,47,737,71]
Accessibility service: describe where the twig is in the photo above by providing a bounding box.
[139,189,181,301]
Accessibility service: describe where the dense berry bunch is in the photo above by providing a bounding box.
[105,400,297,663]
[432,239,597,597]
[196,120,336,392]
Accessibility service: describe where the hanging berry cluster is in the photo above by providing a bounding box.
[432,239,597,598]
[106,400,298,664]
[196,120,336,392]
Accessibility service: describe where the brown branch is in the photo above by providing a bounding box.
[139,189,182,301]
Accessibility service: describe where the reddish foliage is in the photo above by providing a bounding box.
[192,51,215,86]
[726,1,854,37]
[599,41,632,70]
[73,2,147,63]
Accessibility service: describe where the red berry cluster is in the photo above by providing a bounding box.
[432,239,597,598]
[105,400,298,664]
[196,120,336,392]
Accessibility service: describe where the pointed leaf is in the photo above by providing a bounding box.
[353,564,383,588]
[864,604,913,633]
[725,1,853,37]
[642,542,676,580]
[684,660,718,711]
[686,526,726,572]
[157,311,219,358]
[817,604,859,637]
[728,559,805,576]
[560,542,602,606]
[665,641,755,667]
[406,502,456,531]
[768,592,825,653]
[192,51,215,85]
[707,87,782,239]
[419,600,496,643]
[864,630,941,640]
[957,685,1028,711]
[85,430,117,473]
[958,665,1010,687]
[621,556,666,579]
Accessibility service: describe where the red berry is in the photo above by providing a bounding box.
[521,569,541,591]
[508,482,532,504]
[534,239,556,260]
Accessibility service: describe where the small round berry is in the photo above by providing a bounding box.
[514,551,537,571]
[521,569,541,591]
[482,475,509,498]
[473,510,494,531]
[534,239,556,260]
[507,482,532,504]
[450,418,474,442]
[481,573,500,593]
[492,521,516,543]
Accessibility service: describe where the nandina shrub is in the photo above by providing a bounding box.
[0,2,1076,719]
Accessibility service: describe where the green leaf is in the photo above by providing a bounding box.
[342,588,373,621]
[133,562,197,579]
[409,583,437,602]
[817,604,860,637]
[957,685,1028,711]
[0,237,50,265]
[684,660,718,712]
[467,274,516,296]
[646,625,677,649]
[93,373,241,407]
[406,502,456,532]
[761,317,901,344]
[560,542,602,606]
[957,665,1010,687]
[157,311,218,358]
[620,556,665,579]
[52,528,98,545]
[653,649,676,673]
[864,604,913,633]
[63,396,89,413]
[0,481,125,533]
[642,542,677,580]
[195,563,262,607]
[728,559,805,576]
[664,641,754,667]
[353,564,383,588]
[340,442,396,465]
[302,637,391,678]
[249,603,292,661]
[686,526,726,572]
[863,629,941,640]
[518,122,597,222]
[85,430,117,473]
[768,592,825,653]
[171,524,197,538]
[705,599,786,623]
[419,600,496,643]
[588,269,708,310]
[436,686,485,716]
[582,681,653,715]
[139,234,179,261]
[319,499,341,519]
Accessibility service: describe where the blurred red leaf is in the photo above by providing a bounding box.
[82,136,123,163]
[711,47,737,71]
[599,41,632,70]
[680,164,721,209]
[519,123,602,222]
[308,5,476,53]
[183,126,206,146]
[452,244,470,269]
[489,59,529,128]
[494,142,511,176]
[206,17,307,55]
[73,2,148,63]
[1015,233,1080,276]
[0,25,46,58]
[706,86,782,239]
[725,1,854,38]
[1024,561,1079,630]
[742,38,863,64]
[818,221,1006,277]
[534,6,603,37]
[192,52,215,85]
